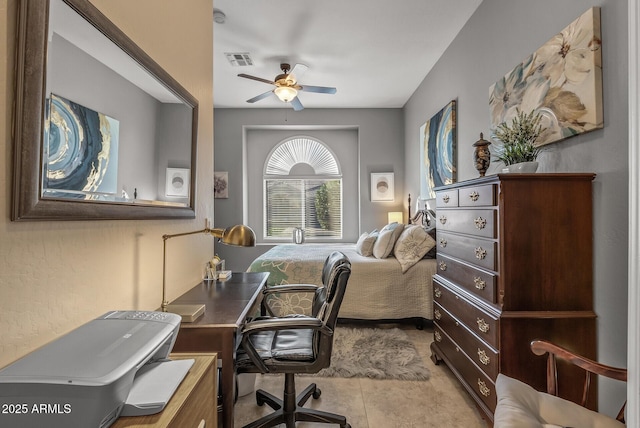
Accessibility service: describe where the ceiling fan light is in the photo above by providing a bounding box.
[274,86,298,103]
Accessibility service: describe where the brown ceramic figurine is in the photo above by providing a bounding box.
[473,133,491,177]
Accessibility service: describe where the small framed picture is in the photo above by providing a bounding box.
[371,172,394,201]
[214,171,229,198]
[166,168,190,197]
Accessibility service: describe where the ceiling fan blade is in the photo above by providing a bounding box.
[246,90,274,103]
[238,73,276,86]
[299,85,337,94]
[288,63,309,83]
[290,96,304,111]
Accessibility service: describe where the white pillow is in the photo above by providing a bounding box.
[356,230,378,257]
[373,222,404,259]
[494,374,625,428]
[393,225,436,273]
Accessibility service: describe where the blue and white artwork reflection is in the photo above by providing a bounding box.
[44,93,119,198]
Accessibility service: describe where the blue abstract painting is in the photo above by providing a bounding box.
[420,100,456,199]
[44,94,119,196]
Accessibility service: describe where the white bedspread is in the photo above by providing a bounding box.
[247,244,435,321]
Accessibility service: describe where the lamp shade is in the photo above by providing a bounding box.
[388,211,403,224]
[274,86,298,102]
[211,225,256,247]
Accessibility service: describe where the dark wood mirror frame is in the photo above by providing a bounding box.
[12,0,198,221]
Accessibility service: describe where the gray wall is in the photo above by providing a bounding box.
[403,0,628,414]
[156,104,193,201]
[213,108,404,270]
[49,35,192,202]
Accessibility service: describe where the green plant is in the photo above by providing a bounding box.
[315,180,339,230]
[493,108,545,166]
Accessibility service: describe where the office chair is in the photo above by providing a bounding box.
[236,251,352,428]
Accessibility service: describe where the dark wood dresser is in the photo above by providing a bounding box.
[430,173,597,421]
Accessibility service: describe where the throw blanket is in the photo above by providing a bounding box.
[247,244,435,321]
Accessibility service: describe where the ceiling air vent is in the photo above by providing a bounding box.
[225,53,253,67]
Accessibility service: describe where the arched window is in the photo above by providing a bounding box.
[264,137,342,240]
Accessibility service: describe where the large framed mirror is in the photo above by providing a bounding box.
[12,0,198,220]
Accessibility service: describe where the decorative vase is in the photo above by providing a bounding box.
[472,132,491,177]
[506,161,539,173]
[293,227,305,244]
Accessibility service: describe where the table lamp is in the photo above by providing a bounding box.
[162,223,256,321]
[388,211,403,224]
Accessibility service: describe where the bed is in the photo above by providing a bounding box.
[247,207,437,324]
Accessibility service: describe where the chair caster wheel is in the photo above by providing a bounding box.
[312,388,322,399]
[256,398,265,406]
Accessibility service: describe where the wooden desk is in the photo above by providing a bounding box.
[113,354,217,428]
[170,272,269,428]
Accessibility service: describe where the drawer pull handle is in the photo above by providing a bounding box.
[434,331,442,342]
[439,238,447,247]
[477,318,490,333]
[439,215,447,225]
[478,379,491,397]
[442,195,450,204]
[474,217,487,230]
[478,349,490,365]
[434,288,442,298]
[434,309,442,320]
[439,261,447,271]
[474,276,486,290]
[475,247,487,260]
[469,191,480,202]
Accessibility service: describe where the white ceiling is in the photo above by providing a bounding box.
[213,0,483,110]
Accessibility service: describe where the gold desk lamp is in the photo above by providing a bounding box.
[162,223,256,321]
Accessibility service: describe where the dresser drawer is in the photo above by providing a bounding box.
[458,184,496,207]
[433,278,499,348]
[436,231,497,271]
[436,189,459,207]
[436,209,496,239]
[434,302,499,380]
[433,326,497,412]
[435,253,497,303]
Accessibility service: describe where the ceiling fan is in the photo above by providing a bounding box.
[238,63,337,111]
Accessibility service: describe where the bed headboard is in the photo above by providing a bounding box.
[407,193,436,227]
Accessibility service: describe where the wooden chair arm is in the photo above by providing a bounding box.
[531,340,627,383]
[530,339,627,422]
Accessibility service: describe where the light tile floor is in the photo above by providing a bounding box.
[234,324,488,427]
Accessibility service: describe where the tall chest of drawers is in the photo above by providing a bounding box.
[429,173,597,421]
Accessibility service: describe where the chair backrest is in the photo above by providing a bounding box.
[315,251,351,366]
[530,339,627,423]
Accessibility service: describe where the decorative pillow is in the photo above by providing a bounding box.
[394,225,436,272]
[356,230,378,257]
[423,227,438,259]
[373,222,404,259]
[494,374,625,428]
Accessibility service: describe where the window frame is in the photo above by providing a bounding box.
[262,136,343,242]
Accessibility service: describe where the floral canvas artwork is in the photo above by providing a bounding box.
[489,7,602,146]
[214,171,228,198]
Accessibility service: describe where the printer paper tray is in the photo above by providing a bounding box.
[121,359,194,417]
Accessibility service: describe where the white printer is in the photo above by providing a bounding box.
[0,311,193,428]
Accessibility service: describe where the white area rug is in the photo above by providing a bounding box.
[313,327,430,381]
